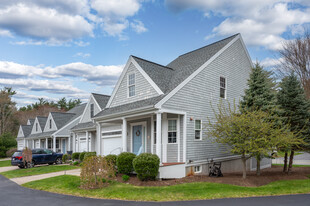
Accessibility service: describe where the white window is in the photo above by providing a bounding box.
[168,119,177,143]
[194,165,201,173]
[154,121,157,144]
[49,119,52,129]
[128,73,135,97]
[220,77,226,99]
[195,120,202,140]
[36,123,38,132]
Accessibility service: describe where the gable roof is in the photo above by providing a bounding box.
[67,103,86,116]
[27,119,34,125]
[37,116,48,130]
[71,121,96,131]
[50,112,76,129]
[92,93,110,109]
[19,125,32,138]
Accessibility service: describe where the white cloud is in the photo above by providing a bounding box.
[260,57,282,68]
[165,0,310,50]
[74,52,91,58]
[0,28,12,37]
[131,20,147,33]
[14,91,58,102]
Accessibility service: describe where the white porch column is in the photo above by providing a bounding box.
[38,138,41,148]
[122,118,127,152]
[96,123,101,155]
[86,131,89,152]
[72,133,76,152]
[151,115,154,154]
[183,114,187,163]
[45,138,48,149]
[23,139,26,149]
[177,115,181,162]
[53,136,56,152]
[68,134,71,152]
[32,139,34,149]
[156,112,162,163]
[89,133,92,151]
[162,113,168,163]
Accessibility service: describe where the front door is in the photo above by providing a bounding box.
[132,125,142,155]
[62,139,66,154]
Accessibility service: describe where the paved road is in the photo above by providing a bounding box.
[0,175,309,206]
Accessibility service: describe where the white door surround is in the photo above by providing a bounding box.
[130,121,147,154]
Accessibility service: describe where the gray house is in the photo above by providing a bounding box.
[91,33,271,178]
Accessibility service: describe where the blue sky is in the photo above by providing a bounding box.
[0,0,309,107]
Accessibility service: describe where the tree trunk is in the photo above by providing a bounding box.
[256,155,261,176]
[288,150,295,174]
[241,155,247,179]
[283,152,288,173]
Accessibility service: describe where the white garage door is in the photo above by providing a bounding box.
[79,138,87,152]
[102,137,122,156]
[35,140,40,148]
[18,140,24,150]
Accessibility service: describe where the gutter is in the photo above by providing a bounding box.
[186,155,242,166]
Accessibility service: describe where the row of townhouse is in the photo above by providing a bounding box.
[17,34,271,178]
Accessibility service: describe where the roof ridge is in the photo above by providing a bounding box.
[132,55,174,71]
[177,33,239,58]
[91,93,111,97]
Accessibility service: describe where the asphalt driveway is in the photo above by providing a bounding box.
[0,175,309,206]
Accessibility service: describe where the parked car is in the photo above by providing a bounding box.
[11,149,63,168]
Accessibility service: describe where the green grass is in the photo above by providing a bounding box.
[272,164,310,167]
[275,151,303,158]
[23,175,310,201]
[0,160,11,167]
[0,165,78,179]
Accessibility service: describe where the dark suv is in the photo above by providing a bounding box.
[11,149,63,168]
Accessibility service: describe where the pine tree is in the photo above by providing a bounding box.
[240,63,277,175]
[240,63,277,112]
[277,72,310,173]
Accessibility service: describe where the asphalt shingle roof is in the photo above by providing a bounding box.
[28,119,34,125]
[92,93,110,109]
[51,112,76,129]
[37,116,48,131]
[71,121,96,131]
[18,125,32,138]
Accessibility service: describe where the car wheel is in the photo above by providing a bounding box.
[55,158,62,165]
[48,162,54,165]
[27,161,34,168]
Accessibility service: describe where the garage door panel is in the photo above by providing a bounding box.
[102,137,122,156]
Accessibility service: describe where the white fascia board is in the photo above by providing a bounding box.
[53,116,81,136]
[155,34,240,108]
[17,125,24,138]
[79,94,92,123]
[238,34,254,68]
[131,57,164,95]
[44,113,58,132]
[106,57,132,108]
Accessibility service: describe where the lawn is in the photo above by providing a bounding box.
[23,175,310,201]
[272,164,310,167]
[0,160,11,167]
[0,165,78,179]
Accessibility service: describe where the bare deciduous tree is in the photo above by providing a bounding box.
[278,31,310,98]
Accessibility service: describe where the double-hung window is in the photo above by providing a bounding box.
[220,77,226,99]
[195,120,202,140]
[128,73,135,97]
[168,119,177,143]
[90,103,94,118]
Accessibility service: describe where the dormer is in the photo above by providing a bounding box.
[43,113,57,132]
[31,116,47,134]
[17,125,24,138]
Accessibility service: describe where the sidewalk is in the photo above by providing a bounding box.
[272,152,310,165]
[10,168,81,185]
[0,166,19,173]
[0,158,10,161]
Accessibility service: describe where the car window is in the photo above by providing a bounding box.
[12,152,22,156]
[44,149,53,154]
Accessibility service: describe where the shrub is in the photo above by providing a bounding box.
[80,156,116,189]
[72,152,80,161]
[79,152,86,162]
[62,154,68,163]
[0,146,6,158]
[105,154,117,168]
[116,152,136,175]
[133,153,160,181]
[73,161,79,166]
[6,148,17,157]
[84,152,96,160]
[122,175,130,182]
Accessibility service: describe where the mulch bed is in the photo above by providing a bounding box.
[115,165,310,187]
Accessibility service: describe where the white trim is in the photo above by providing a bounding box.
[91,94,103,111]
[127,72,136,98]
[183,114,187,162]
[130,121,147,154]
[167,118,178,144]
[162,113,168,162]
[194,165,202,173]
[219,76,227,99]
[43,113,57,132]
[151,115,154,154]
[239,34,254,68]
[131,57,164,95]
[155,34,240,108]
[177,115,180,162]
[159,108,186,115]
[122,118,127,152]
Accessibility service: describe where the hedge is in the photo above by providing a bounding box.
[133,153,160,181]
[116,152,136,174]
[105,154,117,168]
[84,152,96,160]
[72,152,80,160]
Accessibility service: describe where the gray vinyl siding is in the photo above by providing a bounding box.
[110,63,159,107]
[80,96,102,123]
[162,39,252,162]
